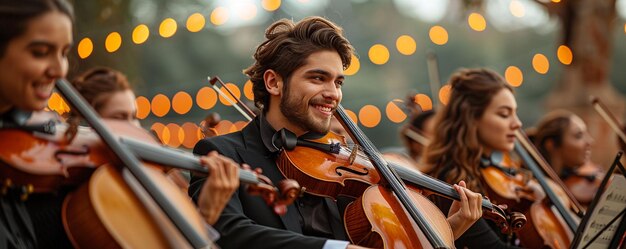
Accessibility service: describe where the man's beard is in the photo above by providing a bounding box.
[279,82,331,134]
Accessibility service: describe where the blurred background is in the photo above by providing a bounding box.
[56,0,626,168]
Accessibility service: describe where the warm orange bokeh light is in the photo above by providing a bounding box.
[359,105,381,128]
[211,7,229,26]
[48,92,70,114]
[414,94,433,111]
[159,18,177,38]
[151,122,166,143]
[386,100,407,123]
[186,13,206,32]
[345,109,358,124]
[504,66,524,87]
[262,0,281,11]
[77,38,93,59]
[181,122,201,149]
[532,53,550,74]
[165,123,183,148]
[344,54,360,76]
[368,44,390,65]
[215,120,234,135]
[160,126,171,144]
[196,87,218,110]
[218,83,241,106]
[438,85,451,105]
[243,80,254,100]
[468,13,486,32]
[135,96,151,119]
[151,94,171,117]
[557,45,573,65]
[396,35,417,56]
[132,24,150,44]
[105,32,122,53]
[172,91,193,115]
[429,26,449,45]
[47,92,60,112]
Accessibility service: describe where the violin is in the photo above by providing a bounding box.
[478,130,580,248]
[276,105,527,248]
[303,105,457,248]
[62,79,215,248]
[561,161,604,207]
[278,130,525,235]
[0,113,299,214]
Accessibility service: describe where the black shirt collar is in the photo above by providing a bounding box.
[258,113,327,154]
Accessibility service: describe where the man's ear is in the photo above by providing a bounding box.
[263,69,283,96]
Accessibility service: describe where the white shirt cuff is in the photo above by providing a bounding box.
[322,239,350,249]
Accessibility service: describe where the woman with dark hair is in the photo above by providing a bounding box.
[0,1,75,247]
[423,68,541,248]
[0,2,240,247]
[532,110,603,206]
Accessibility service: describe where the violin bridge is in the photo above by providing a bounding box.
[349,144,359,165]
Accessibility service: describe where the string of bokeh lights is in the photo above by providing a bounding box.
[49,0,611,148]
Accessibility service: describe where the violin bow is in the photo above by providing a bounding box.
[426,51,441,110]
[399,51,439,146]
[207,76,255,122]
[514,129,585,217]
[591,96,626,144]
[404,126,431,146]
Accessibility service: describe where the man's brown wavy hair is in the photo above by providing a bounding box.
[423,68,513,192]
[243,16,354,112]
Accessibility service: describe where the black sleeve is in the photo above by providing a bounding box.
[189,138,328,249]
[434,196,524,249]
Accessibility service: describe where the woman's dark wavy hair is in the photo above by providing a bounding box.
[531,110,575,165]
[0,0,74,56]
[424,68,513,192]
[243,16,354,112]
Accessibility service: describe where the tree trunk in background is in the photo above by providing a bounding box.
[544,0,624,169]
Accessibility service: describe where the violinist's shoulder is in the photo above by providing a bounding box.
[193,131,244,157]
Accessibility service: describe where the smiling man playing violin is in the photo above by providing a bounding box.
[190,16,483,249]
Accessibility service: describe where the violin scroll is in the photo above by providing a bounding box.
[242,169,300,216]
[482,201,526,234]
[508,211,527,233]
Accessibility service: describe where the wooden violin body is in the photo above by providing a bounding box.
[563,162,604,207]
[0,113,110,194]
[278,130,455,248]
[63,163,208,249]
[278,105,460,248]
[345,185,453,249]
[481,149,576,249]
[277,131,380,199]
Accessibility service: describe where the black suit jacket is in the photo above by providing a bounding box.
[189,118,347,249]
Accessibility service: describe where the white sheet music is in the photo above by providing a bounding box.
[577,175,626,249]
